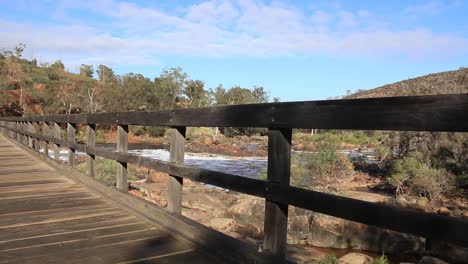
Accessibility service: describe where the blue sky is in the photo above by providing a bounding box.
[1,0,467,101]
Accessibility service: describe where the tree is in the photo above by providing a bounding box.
[97,65,115,83]
[154,67,187,109]
[80,64,94,78]
[184,80,207,107]
[51,60,65,71]
[14,43,26,58]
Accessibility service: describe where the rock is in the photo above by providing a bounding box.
[208,218,236,232]
[228,195,265,219]
[437,207,451,216]
[416,197,429,208]
[288,215,312,244]
[339,253,374,264]
[462,211,468,219]
[309,228,349,249]
[418,256,448,264]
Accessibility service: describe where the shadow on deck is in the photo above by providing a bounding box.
[0,136,224,264]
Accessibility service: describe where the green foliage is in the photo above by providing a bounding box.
[186,127,215,139]
[371,254,389,264]
[130,126,166,137]
[389,156,455,203]
[146,126,166,137]
[293,130,387,150]
[258,168,267,181]
[292,142,354,192]
[319,254,338,264]
[77,159,137,186]
[386,131,467,189]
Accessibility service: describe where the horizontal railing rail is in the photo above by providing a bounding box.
[1,93,467,131]
[1,93,467,261]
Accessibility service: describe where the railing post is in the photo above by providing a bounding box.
[54,123,61,161]
[168,126,186,214]
[116,125,128,191]
[21,122,26,145]
[43,122,49,158]
[34,121,40,152]
[67,123,76,166]
[263,127,292,258]
[87,124,96,178]
[18,122,23,143]
[28,122,33,148]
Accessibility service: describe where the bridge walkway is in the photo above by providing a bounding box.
[0,135,223,264]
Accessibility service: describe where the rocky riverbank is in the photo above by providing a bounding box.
[127,169,467,263]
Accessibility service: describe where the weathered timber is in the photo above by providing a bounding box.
[42,122,49,157]
[86,124,96,178]
[0,134,224,264]
[168,126,186,214]
[53,122,61,161]
[2,94,467,131]
[263,128,292,257]
[116,125,128,192]
[67,122,76,166]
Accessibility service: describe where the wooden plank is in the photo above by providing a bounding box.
[168,126,185,214]
[2,94,467,131]
[1,211,137,241]
[263,128,291,258]
[53,123,61,161]
[0,222,153,251]
[2,231,194,264]
[67,122,76,166]
[116,125,128,192]
[86,124,96,178]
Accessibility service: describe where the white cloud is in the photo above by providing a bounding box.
[1,0,467,68]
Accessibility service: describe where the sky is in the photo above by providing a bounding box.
[0,0,467,101]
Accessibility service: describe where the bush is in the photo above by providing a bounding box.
[388,157,455,204]
[146,126,166,137]
[371,254,389,264]
[292,143,354,192]
[319,254,338,264]
[77,159,137,186]
[131,125,146,136]
[187,127,215,139]
[130,125,166,137]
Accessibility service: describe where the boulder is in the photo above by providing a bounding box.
[208,218,236,232]
[309,228,348,249]
[437,207,451,216]
[339,253,374,264]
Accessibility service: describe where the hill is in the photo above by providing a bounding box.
[347,68,468,99]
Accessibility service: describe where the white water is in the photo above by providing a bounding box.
[42,148,267,179]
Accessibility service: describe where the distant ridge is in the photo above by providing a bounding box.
[347,68,468,99]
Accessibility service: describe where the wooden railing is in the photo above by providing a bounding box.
[1,93,467,261]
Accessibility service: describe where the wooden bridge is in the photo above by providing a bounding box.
[0,94,467,263]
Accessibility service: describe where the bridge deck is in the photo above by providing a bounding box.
[0,136,222,264]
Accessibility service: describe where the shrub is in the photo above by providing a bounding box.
[319,254,338,264]
[187,127,215,139]
[131,125,146,136]
[292,143,354,192]
[146,126,166,137]
[77,159,137,186]
[371,254,389,264]
[388,156,455,204]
